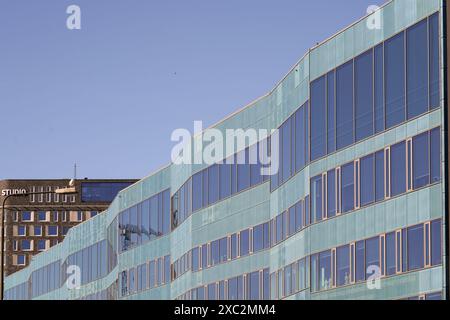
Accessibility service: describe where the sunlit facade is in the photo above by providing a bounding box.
[4,0,447,300]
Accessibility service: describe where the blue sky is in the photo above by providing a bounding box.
[0,0,386,180]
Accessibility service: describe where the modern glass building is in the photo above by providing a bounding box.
[3,0,448,300]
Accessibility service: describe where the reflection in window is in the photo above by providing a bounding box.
[318,250,332,291]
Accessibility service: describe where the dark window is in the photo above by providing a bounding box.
[250,143,262,186]
[327,170,336,218]
[253,223,264,252]
[407,224,424,271]
[211,240,219,266]
[374,44,385,133]
[295,105,306,170]
[385,32,405,129]
[375,150,385,201]
[386,232,396,276]
[426,292,442,300]
[219,163,231,199]
[208,165,219,204]
[355,49,374,141]
[310,175,322,223]
[361,154,375,206]
[295,200,304,231]
[336,245,350,286]
[430,127,441,183]
[219,237,227,263]
[231,233,238,260]
[81,182,133,202]
[431,219,442,266]
[365,237,380,279]
[275,214,283,243]
[288,206,296,236]
[208,283,216,300]
[192,247,199,272]
[355,240,366,281]
[336,60,354,150]
[327,71,336,153]
[341,162,354,213]
[201,244,208,269]
[429,13,440,109]
[318,250,332,291]
[263,222,270,249]
[413,132,429,188]
[202,170,208,207]
[311,76,326,160]
[281,118,292,182]
[407,19,428,119]
[390,141,406,196]
[240,229,250,256]
[192,172,202,211]
[237,149,251,192]
[249,271,260,300]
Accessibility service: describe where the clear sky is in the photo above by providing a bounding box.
[0,0,386,180]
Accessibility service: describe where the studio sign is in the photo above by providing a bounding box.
[1,189,27,196]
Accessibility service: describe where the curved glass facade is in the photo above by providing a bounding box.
[4,0,447,300]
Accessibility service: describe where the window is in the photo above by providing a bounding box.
[407,19,428,119]
[210,240,219,266]
[355,241,365,282]
[374,44,384,133]
[386,232,396,276]
[37,240,46,251]
[248,271,260,300]
[201,244,208,269]
[284,264,292,296]
[355,49,374,141]
[365,237,380,279]
[149,261,155,288]
[288,206,295,236]
[431,220,442,266]
[21,240,32,251]
[407,224,424,271]
[318,250,332,290]
[311,76,326,160]
[17,226,26,236]
[295,103,307,170]
[77,211,83,222]
[310,175,322,223]
[298,258,306,290]
[361,154,375,206]
[237,149,250,192]
[47,226,58,236]
[21,211,32,222]
[80,182,133,202]
[336,60,354,150]
[253,223,264,252]
[192,172,202,212]
[390,141,406,196]
[375,150,385,201]
[192,247,199,272]
[240,229,250,257]
[207,283,216,300]
[275,214,283,244]
[281,118,292,183]
[208,165,219,205]
[430,127,441,183]
[219,237,227,263]
[327,71,336,153]
[230,234,237,260]
[336,245,350,286]
[413,132,429,188]
[219,163,231,200]
[327,170,336,218]
[385,32,405,128]
[34,226,42,236]
[295,200,304,231]
[16,255,26,266]
[341,162,354,213]
[429,13,440,109]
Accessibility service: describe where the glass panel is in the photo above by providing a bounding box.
[327,170,336,218]
[336,60,354,150]
[429,13,440,109]
[430,127,441,183]
[288,206,295,236]
[355,49,374,142]
[327,71,336,153]
[295,200,304,231]
[231,234,238,259]
[219,163,231,200]
[192,247,199,272]
[355,240,365,282]
[336,245,350,286]
[407,19,428,119]
[413,132,430,189]
[407,224,424,271]
[282,118,292,182]
[250,143,262,186]
[240,229,250,257]
[237,149,251,192]
[311,76,326,160]
[386,232,396,276]
[374,44,384,133]
[391,141,406,196]
[318,250,332,291]
[431,220,442,266]
[219,237,227,263]
[228,277,238,300]
[365,237,379,279]
[375,150,385,201]
[310,175,322,223]
[361,154,375,206]
[208,165,219,204]
[341,162,354,213]
[385,32,405,128]
[295,105,306,170]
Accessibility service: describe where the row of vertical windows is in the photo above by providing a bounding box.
[29,186,76,203]
[172,138,270,229]
[30,261,61,299]
[310,127,441,223]
[403,292,442,300]
[4,282,29,300]
[310,14,440,162]
[118,189,171,252]
[119,255,170,297]
[177,268,270,300]
[310,219,442,292]
[268,219,441,299]
[16,210,97,223]
[62,240,115,289]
